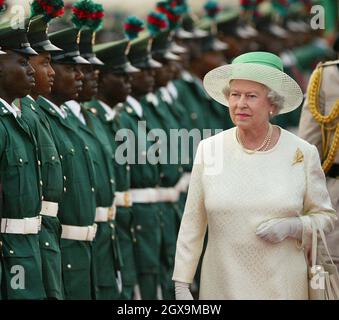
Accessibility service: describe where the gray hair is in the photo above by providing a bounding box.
[223,82,285,115]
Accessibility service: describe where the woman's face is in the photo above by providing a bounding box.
[227,79,275,130]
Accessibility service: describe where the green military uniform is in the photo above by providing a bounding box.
[39,27,97,300]
[16,14,66,299]
[73,25,122,300]
[0,24,46,300]
[119,99,162,300]
[89,38,141,299]
[86,99,137,300]
[63,101,120,300]
[0,99,46,300]
[19,96,64,299]
[36,95,96,300]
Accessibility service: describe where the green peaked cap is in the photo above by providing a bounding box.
[127,34,162,70]
[94,38,139,73]
[0,20,38,56]
[27,15,63,53]
[49,27,90,64]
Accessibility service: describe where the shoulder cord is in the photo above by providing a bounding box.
[307,66,339,173]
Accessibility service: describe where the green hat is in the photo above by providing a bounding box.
[128,34,162,70]
[27,15,63,53]
[79,29,104,66]
[49,27,90,64]
[94,39,139,74]
[151,30,180,61]
[203,51,303,114]
[0,21,38,56]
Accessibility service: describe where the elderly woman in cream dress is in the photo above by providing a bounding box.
[172,51,337,300]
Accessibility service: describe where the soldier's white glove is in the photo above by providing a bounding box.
[256,217,303,243]
[174,281,194,300]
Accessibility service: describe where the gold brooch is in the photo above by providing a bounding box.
[292,148,304,165]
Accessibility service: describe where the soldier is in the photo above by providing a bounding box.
[88,37,140,300]
[36,27,97,299]
[63,2,122,298]
[18,9,65,300]
[0,22,46,299]
[298,39,339,270]
[121,32,164,300]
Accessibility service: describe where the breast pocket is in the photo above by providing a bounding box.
[4,147,30,197]
[40,145,63,194]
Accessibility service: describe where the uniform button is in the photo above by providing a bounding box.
[91,187,95,192]
[110,179,114,184]
[40,180,43,186]
[126,107,133,114]
[84,146,89,151]
[45,242,49,247]
[19,158,23,163]
[111,235,115,240]
[63,176,67,181]
[9,250,14,254]
[136,225,142,231]
[178,167,184,173]
[67,264,71,269]
[110,223,114,229]
[191,112,198,120]
[126,165,130,171]
[51,156,55,161]
[41,196,44,201]
[37,160,41,166]
[60,155,63,160]
[63,187,67,192]
[70,148,74,153]
[160,173,165,178]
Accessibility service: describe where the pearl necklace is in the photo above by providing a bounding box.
[236,124,273,154]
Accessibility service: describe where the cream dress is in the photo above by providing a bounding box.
[172,127,337,300]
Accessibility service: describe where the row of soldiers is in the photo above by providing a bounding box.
[0,0,235,300]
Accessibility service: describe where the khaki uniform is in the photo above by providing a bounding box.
[298,60,339,265]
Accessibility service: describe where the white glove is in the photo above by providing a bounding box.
[174,281,194,300]
[255,217,303,243]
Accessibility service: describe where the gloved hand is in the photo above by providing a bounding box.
[174,281,194,300]
[256,217,303,243]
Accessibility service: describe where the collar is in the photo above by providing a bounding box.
[159,87,173,105]
[98,100,116,121]
[0,98,21,118]
[64,100,86,125]
[40,96,67,119]
[126,95,143,118]
[181,70,194,82]
[167,82,178,99]
[145,93,159,107]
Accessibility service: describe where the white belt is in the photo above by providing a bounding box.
[115,191,133,207]
[130,188,160,203]
[40,201,59,217]
[1,216,42,234]
[95,204,116,222]
[61,224,97,241]
[175,172,191,193]
[130,187,180,204]
[157,187,180,202]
